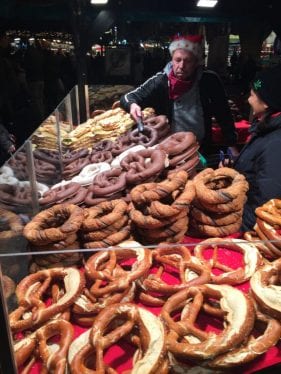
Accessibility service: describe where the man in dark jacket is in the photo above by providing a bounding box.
[120,35,238,155]
[235,66,281,231]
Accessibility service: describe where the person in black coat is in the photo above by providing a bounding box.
[120,35,238,156]
[234,66,281,231]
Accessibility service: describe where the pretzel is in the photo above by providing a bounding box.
[0,184,34,206]
[193,194,247,214]
[111,134,134,156]
[130,170,188,205]
[72,162,111,186]
[39,182,81,206]
[62,156,91,179]
[253,219,281,258]
[88,243,152,296]
[161,284,255,360]
[250,258,281,319]
[23,204,84,245]
[33,149,61,166]
[89,150,113,164]
[14,331,37,369]
[244,230,276,258]
[255,198,281,226]
[83,225,131,249]
[139,245,211,306]
[81,215,128,242]
[129,125,159,147]
[191,206,242,226]
[0,207,23,240]
[82,199,128,231]
[121,148,166,185]
[194,167,249,205]
[9,267,85,332]
[193,238,262,285]
[167,152,200,175]
[92,139,113,152]
[62,148,90,165]
[88,168,127,197]
[68,303,166,373]
[255,218,281,250]
[36,319,74,374]
[209,308,281,368]
[158,131,197,156]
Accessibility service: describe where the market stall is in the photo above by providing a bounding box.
[0,85,281,374]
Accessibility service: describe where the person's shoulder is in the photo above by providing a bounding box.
[201,69,221,82]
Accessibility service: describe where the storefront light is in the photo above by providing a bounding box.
[197,0,218,7]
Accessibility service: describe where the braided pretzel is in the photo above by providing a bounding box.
[68,303,166,373]
[193,194,247,214]
[209,308,281,368]
[0,207,23,240]
[193,238,262,285]
[189,218,242,237]
[81,215,128,242]
[82,199,128,231]
[130,170,188,205]
[23,204,84,245]
[250,258,281,319]
[191,206,243,226]
[36,319,74,374]
[9,267,85,332]
[195,167,248,205]
[161,284,255,361]
[83,225,131,249]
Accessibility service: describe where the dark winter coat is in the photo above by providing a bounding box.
[120,66,237,152]
[234,113,281,231]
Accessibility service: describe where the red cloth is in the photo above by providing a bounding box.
[24,233,281,373]
[212,120,251,144]
[168,70,193,100]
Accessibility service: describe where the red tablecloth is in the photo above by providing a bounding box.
[212,120,251,144]
[23,234,281,373]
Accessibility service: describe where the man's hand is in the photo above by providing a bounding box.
[130,103,142,122]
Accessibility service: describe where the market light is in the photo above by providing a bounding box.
[197,0,218,7]
[90,0,108,4]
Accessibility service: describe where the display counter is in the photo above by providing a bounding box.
[0,85,281,373]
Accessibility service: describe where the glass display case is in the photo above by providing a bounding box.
[0,85,281,374]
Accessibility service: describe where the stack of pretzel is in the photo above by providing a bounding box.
[244,198,281,258]
[23,203,84,270]
[80,199,131,249]
[129,170,195,244]
[39,182,88,208]
[189,167,249,237]
[157,131,200,176]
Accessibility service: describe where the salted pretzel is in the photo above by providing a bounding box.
[9,267,85,332]
[250,258,281,319]
[161,284,255,361]
[68,303,166,374]
[14,331,37,369]
[193,238,262,285]
[36,319,74,374]
[0,207,23,240]
[244,230,276,258]
[23,204,84,245]
[208,308,281,368]
[255,218,281,250]
[253,219,281,258]
[82,199,128,231]
[194,167,249,205]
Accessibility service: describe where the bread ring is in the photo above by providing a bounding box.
[250,258,281,319]
[158,131,197,156]
[23,204,84,245]
[195,167,249,205]
[83,225,131,249]
[191,206,242,226]
[161,284,255,360]
[189,218,242,237]
[194,238,262,284]
[82,199,128,231]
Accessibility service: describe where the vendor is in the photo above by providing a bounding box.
[234,66,281,231]
[120,34,238,155]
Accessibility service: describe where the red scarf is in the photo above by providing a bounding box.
[168,70,193,100]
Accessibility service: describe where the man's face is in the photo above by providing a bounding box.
[172,49,199,80]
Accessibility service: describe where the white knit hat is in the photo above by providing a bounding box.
[169,35,204,63]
